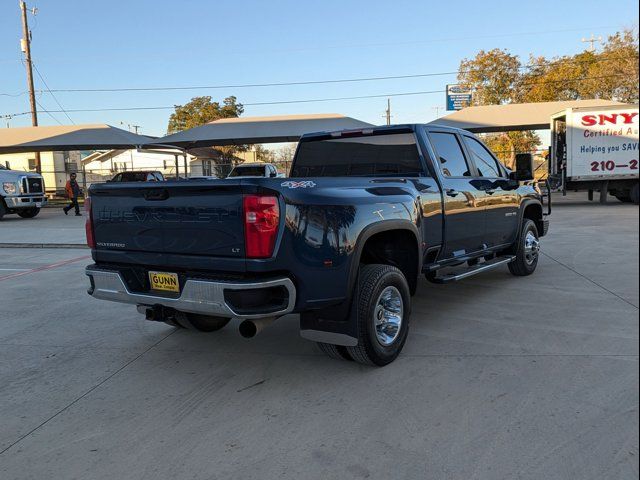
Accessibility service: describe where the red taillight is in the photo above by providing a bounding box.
[243,195,279,258]
[85,197,95,249]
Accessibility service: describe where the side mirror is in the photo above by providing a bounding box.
[510,153,534,181]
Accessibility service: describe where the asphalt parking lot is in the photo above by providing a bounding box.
[0,194,638,480]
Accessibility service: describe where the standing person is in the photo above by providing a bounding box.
[63,173,82,216]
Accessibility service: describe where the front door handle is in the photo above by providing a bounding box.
[485,189,496,195]
[445,189,459,197]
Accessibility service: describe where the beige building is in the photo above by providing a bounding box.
[0,150,82,196]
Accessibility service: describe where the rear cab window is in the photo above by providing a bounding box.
[291,131,424,177]
[229,166,266,177]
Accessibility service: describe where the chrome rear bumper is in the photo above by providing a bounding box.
[86,267,296,319]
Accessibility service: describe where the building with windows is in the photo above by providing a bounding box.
[0,150,83,196]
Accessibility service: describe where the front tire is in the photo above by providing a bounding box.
[17,207,40,218]
[508,219,540,276]
[346,264,411,366]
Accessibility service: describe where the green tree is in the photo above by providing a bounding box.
[519,29,638,103]
[167,96,243,134]
[458,48,522,105]
[253,144,276,163]
[481,131,541,168]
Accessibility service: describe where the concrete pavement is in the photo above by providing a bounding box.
[0,195,637,479]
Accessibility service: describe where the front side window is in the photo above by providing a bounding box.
[465,136,502,178]
[428,132,471,177]
[291,132,423,177]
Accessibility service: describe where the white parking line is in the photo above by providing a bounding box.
[0,268,30,271]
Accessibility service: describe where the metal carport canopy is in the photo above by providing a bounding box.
[145,113,374,149]
[431,99,624,133]
[0,124,153,154]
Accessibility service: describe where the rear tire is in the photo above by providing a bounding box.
[0,200,6,220]
[17,207,40,218]
[508,219,540,277]
[317,342,353,361]
[175,313,230,332]
[346,264,411,366]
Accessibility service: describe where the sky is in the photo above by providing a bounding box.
[0,0,638,138]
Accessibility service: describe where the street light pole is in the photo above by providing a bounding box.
[19,0,41,172]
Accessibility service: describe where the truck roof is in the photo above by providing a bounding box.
[300,123,469,141]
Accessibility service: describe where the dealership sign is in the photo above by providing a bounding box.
[446,84,472,111]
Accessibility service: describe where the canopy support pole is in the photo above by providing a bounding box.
[183,153,188,178]
[174,154,179,179]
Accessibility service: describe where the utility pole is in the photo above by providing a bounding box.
[581,34,602,52]
[432,106,443,119]
[385,98,391,126]
[19,1,41,172]
[131,125,140,134]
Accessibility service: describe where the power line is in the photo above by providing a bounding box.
[35,98,63,125]
[0,54,635,97]
[4,72,633,117]
[32,62,75,124]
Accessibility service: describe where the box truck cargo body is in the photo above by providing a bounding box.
[550,104,639,203]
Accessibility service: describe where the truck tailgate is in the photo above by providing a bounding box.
[90,181,245,258]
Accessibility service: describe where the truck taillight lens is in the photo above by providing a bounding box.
[243,195,279,258]
[85,197,96,249]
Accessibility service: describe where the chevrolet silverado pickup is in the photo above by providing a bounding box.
[85,124,550,366]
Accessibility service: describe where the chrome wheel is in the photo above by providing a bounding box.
[373,286,403,346]
[524,231,540,265]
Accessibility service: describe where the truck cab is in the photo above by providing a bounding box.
[0,164,47,220]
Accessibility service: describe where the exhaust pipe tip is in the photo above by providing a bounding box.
[239,320,258,338]
[238,317,277,338]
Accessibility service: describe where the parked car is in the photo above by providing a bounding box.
[84,124,549,366]
[227,163,281,178]
[0,164,47,220]
[109,171,165,182]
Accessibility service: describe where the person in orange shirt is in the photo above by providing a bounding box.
[63,173,82,216]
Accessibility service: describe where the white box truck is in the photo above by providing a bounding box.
[550,104,639,203]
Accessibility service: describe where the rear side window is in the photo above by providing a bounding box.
[291,133,423,177]
[428,132,471,177]
[464,136,502,178]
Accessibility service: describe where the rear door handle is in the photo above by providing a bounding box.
[485,189,496,195]
[445,189,459,197]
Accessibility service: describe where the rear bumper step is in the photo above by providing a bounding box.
[86,267,296,319]
[431,256,515,284]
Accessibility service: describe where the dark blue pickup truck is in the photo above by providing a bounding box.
[85,124,549,366]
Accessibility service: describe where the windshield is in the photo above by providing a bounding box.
[228,166,265,177]
[291,132,423,177]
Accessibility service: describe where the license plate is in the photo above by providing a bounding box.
[35,202,41,207]
[149,271,180,293]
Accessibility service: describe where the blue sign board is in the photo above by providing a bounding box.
[446,84,472,111]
